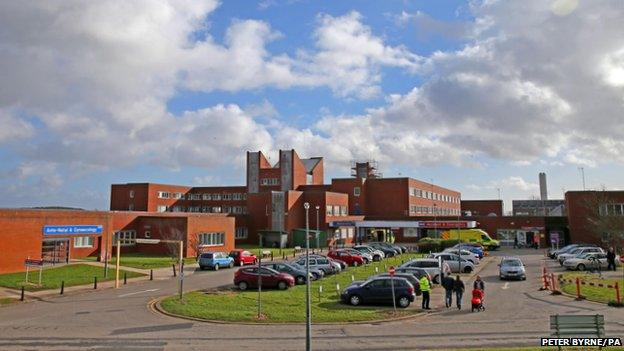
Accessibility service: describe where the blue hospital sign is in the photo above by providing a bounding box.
[43,225,103,235]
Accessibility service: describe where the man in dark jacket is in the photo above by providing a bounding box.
[441,273,455,308]
[607,247,617,271]
[453,275,465,310]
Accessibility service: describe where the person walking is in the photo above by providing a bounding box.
[606,247,617,271]
[473,275,485,291]
[441,273,455,308]
[419,275,431,310]
[453,275,465,310]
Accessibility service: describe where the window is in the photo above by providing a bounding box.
[172,205,184,212]
[326,205,333,216]
[201,206,210,213]
[600,203,624,216]
[340,206,347,216]
[144,231,151,239]
[260,178,280,186]
[129,190,134,198]
[222,193,232,200]
[212,194,221,201]
[157,191,170,199]
[128,204,134,211]
[333,205,340,216]
[74,236,94,248]
[212,206,222,213]
[202,193,211,200]
[223,206,231,213]
[232,206,243,214]
[172,192,184,200]
[347,228,354,238]
[199,232,225,246]
[233,193,243,200]
[235,227,248,239]
[188,194,201,200]
[354,187,361,197]
[242,206,248,214]
[113,230,136,246]
[157,205,167,212]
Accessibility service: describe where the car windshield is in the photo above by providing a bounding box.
[201,253,213,258]
[503,260,521,266]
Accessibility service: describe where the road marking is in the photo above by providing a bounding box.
[118,289,159,298]
[502,282,509,290]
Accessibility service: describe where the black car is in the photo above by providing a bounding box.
[262,262,312,285]
[341,277,416,308]
[373,273,422,295]
[367,243,399,257]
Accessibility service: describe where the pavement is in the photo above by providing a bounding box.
[0,249,622,350]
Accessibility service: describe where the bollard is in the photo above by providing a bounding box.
[351,274,354,282]
[94,276,98,289]
[574,277,584,300]
[336,283,341,299]
[293,251,296,258]
[384,264,387,271]
[20,286,25,301]
[283,252,285,260]
[318,285,323,302]
[615,282,621,304]
[124,272,127,285]
[539,266,549,291]
[550,273,560,294]
[172,264,177,277]
[271,252,274,262]
[60,280,65,295]
[150,269,153,281]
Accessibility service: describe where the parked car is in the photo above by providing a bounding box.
[498,257,526,280]
[198,251,234,270]
[552,243,597,259]
[450,244,484,258]
[442,248,480,264]
[290,261,325,280]
[353,245,385,261]
[328,249,366,266]
[308,254,344,272]
[562,252,618,271]
[229,250,257,266]
[395,266,431,281]
[371,242,406,254]
[399,258,449,283]
[558,247,604,265]
[263,262,313,284]
[234,267,295,290]
[341,248,373,263]
[427,253,475,273]
[294,256,338,275]
[367,243,400,257]
[372,273,422,295]
[341,277,416,308]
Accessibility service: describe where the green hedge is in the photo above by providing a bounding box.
[416,238,461,253]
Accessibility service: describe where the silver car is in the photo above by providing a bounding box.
[399,258,450,284]
[353,245,385,261]
[295,256,339,275]
[563,252,616,271]
[427,253,475,273]
[558,247,604,265]
[498,257,526,280]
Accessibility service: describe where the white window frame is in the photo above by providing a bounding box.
[157,191,170,199]
[212,194,221,201]
[113,230,136,246]
[73,236,94,248]
[326,205,333,216]
[202,193,211,200]
[199,232,225,247]
[157,205,167,213]
[235,227,248,239]
[222,194,232,201]
[129,190,134,199]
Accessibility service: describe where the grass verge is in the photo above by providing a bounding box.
[82,253,196,269]
[0,264,145,291]
[161,253,425,323]
[559,271,623,304]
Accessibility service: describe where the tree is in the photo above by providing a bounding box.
[582,191,624,252]
[161,226,185,262]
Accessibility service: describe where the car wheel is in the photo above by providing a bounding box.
[374,255,381,262]
[238,281,248,291]
[577,264,585,271]
[499,275,504,280]
[349,294,362,306]
[229,262,234,268]
[296,275,306,284]
[463,266,473,273]
[397,296,410,308]
[433,275,440,284]
[199,265,206,270]
[214,264,219,271]
[311,272,319,280]
[278,281,288,290]
[253,259,258,265]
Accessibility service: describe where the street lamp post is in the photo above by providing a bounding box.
[304,202,311,351]
[258,233,262,319]
[315,205,320,250]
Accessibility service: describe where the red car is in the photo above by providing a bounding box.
[234,267,295,290]
[229,250,257,266]
[327,249,365,267]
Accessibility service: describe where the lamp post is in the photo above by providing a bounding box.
[315,205,320,250]
[304,202,311,351]
[258,233,262,319]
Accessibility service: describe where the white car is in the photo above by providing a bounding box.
[399,258,450,284]
[563,252,618,271]
[353,245,385,261]
[558,247,604,265]
[427,253,476,273]
[443,248,480,264]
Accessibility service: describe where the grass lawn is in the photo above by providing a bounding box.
[559,271,624,304]
[81,253,197,269]
[0,264,145,291]
[0,297,18,306]
[161,253,426,323]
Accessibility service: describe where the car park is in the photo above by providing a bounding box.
[229,250,258,266]
[498,257,526,280]
[341,277,416,308]
[353,245,385,261]
[399,258,449,283]
[294,256,338,275]
[198,251,235,270]
[327,249,366,266]
[427,253,475,273]
[562,252,617,271]
[373,273,422,295]
[234,267,295,290]
[442,248,480,264]
[557,247,604,265]
[263,262,313,284]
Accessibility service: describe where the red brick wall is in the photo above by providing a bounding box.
[311,158,324,185]
[566,191,624,244]
[461,200,503,217]
[187,214,235,256]
[366,178,409,216]
[110,183,150,211]
[331,178,366,215]
[244,192,272,245]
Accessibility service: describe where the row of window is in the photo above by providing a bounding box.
[157,205,248,214]
[260,178,280,186]
[113,230,137,246]
[409,187,459,203]
[235,227,249,239]
[199,232,225,246]
[73,236,94,248]
[156,191,247,201]
[409,205,460,215]
[326,205,348,216]
[599,203,624,216]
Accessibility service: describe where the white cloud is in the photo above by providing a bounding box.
[467,176,538,193]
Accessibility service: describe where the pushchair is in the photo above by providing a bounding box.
[471,288,485,312]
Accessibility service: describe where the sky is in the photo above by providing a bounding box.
[1,0,623,212]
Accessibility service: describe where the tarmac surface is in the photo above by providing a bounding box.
[0,248,622,350]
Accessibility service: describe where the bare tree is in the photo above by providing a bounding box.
[188,232,203,259]
[161,226,185,262]
[582,191,624,251]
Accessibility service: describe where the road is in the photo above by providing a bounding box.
[0,249,622,350]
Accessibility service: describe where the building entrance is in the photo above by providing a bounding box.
[42,238,70,264]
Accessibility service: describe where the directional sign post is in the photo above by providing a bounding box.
[24,258,44,285]
[389,266,396,313]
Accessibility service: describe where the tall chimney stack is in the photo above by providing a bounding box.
[539,172,548,200]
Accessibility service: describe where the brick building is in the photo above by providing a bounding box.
[0,209,234,274]
[565,190,624,245]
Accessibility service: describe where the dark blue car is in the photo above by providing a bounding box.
[340,277,416,308]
